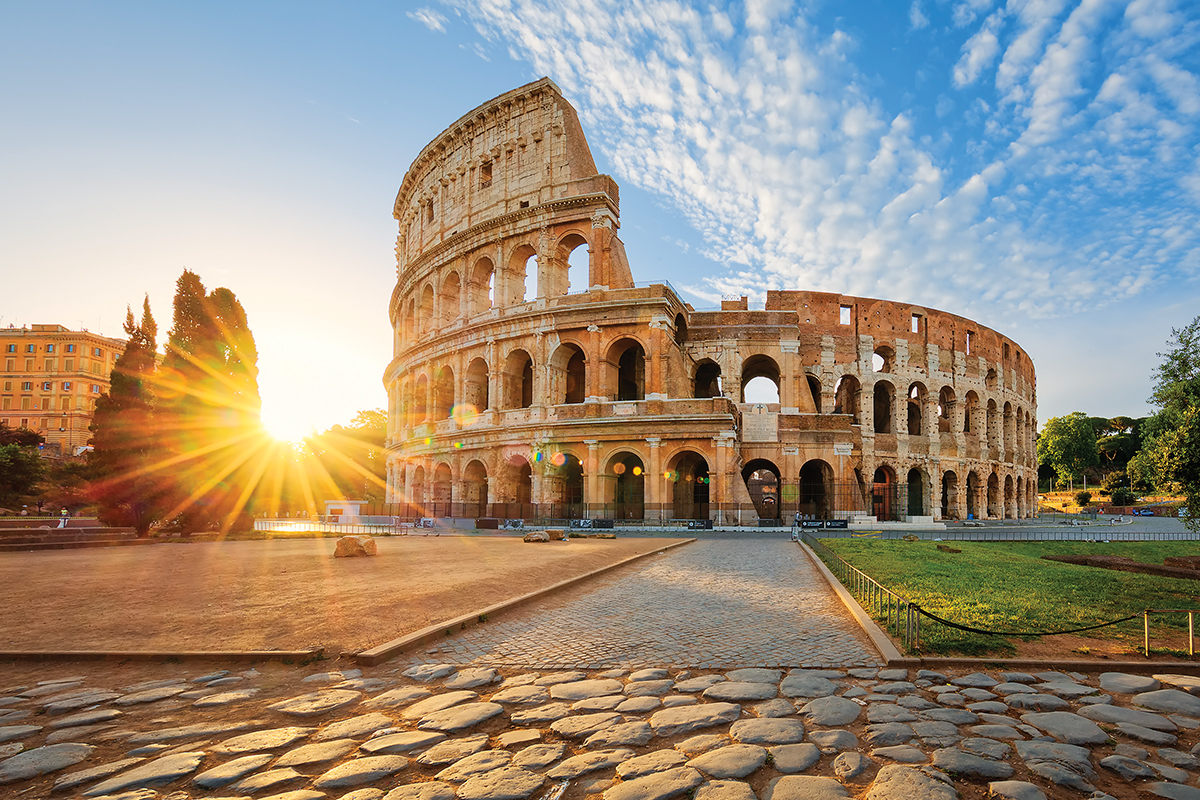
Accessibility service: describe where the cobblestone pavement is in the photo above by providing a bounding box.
[407,532,883,670]
[3,660,1197,800]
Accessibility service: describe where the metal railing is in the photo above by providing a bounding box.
[802,531,923,651]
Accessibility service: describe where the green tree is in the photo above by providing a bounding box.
[88,298,168,536]
[0,424,44,510]
[1037,412,1100,488]
[157,270,263,533]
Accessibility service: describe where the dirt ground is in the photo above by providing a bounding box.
[0,535,687,655]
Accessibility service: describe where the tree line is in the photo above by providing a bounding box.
[1038,314,1200,530]
[0,269,387,535]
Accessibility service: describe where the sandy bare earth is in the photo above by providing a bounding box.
[0,536,687,655]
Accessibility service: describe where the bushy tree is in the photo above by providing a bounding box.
[1037,412,1099,488]
[88,298,167,536]
[157,270,262,533]
[0,424,44,510]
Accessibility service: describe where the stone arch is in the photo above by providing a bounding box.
[502,349,534,409]
[941,470,959,520]
[907,382,927,435]
[872,345,895,373]
[468,256,495,316]
[506,242,538,306]
[741,354,781,404]
[549,342,587,405]
[937,386,956,433]
[414,373,429,422]
[440,271,461,327]
[873,380,895,434]
[833,375,861,424]
[807,374,823,414]
[907,467,926,517]
[694,360,722,399]
[741,458,781,520]
[964,391,980,435]
[606,451,646,519]
[666,450,710,520]
[558,231,590,295]
[463,459,488,516]
[434,365,455,420]
[872,465,897,520]
[464,357,489,412]
[798,459,834,519]
[606,338,646,401]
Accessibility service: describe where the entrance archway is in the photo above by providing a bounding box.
[742,459,781,520]
[798,459,833,519]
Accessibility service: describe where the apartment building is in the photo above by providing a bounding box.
[0,324,126,455]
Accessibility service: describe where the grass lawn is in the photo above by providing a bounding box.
[820,539,1200,656]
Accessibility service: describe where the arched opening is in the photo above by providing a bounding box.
[907,468,925,517]
[907,383,926,435]
[549,452,584,517]
[463,460,488,517]
[432,463,452,515]
[440,272,461,327]
[674,313,688,346]
[420,284,434,333]
[414,374,429,422]
[966,471,981,518]
[434,366,454,419]
[549,343,586,404]
[872,346,895,373]
[469,257,495,316]
[610,453,645,519]
[941,470,958,519]
[741,459,781,520]
[964,391,979,435]
[503,350,534,409]
[562,234,589,294]
[694,360,722,399]
[1004,474,1015,519]
[741,355,781,404]
[806,375,823,413]
[607,339,645,401]
[464,358,489,413]
[937,387,955,433]
[872,466,896,520]
[798,459,834,519]
[833,375,861,424]
[873,381,894,434]
[988,473,1000,518]
[667,451,710,520]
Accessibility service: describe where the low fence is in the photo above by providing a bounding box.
[802,531,1200,656]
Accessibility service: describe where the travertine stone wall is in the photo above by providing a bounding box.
[385,79,1038,522]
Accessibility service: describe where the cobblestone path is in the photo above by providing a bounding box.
[409,533,884,670]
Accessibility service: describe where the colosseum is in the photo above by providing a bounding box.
[383,78,1038,525]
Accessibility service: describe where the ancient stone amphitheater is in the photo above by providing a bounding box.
[384,79,1037,524]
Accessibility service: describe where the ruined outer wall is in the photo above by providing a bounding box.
[384,80,1038,522]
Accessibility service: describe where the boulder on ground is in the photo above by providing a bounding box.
[334,536,377,558]
[524,532,550,543]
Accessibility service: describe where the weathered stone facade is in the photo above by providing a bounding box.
[384,79,1037,522]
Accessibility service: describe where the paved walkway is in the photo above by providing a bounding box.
[407,532,884,670]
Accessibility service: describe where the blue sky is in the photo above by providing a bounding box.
[2,1,1197,439]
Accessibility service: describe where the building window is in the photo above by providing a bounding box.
[21,381,32,391]
[42,382,52,391]
[65,344,75,353]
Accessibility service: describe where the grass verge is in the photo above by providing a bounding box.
[820,539,1200,657]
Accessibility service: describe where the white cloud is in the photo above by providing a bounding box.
[407,7,448,33]
[909,1,930,30]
